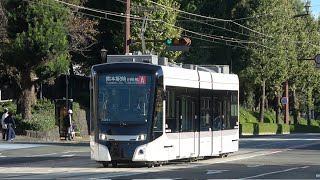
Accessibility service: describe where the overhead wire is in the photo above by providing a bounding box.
[146,0,274,38]
[50,0,273,49]
[144,1,320,48]
[49,0,312,50]
[177,15,259,39]
[187,35,250,50]
[129,16,274,49]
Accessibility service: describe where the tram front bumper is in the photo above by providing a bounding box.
[91,139,147,162]
[90,141,111,161]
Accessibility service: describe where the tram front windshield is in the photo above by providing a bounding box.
[97,72,154,124]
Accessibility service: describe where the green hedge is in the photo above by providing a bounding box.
[241,123,290,135]
[290,124,320,133]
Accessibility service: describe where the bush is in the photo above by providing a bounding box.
[0,101,16,113]
[290,124,320,133]
[23,99,55,132]
[310,119,320,126]
[264,111,277,123]
[298,117,308,125]
[240,123,258,135]
[240,107,258,124]
[241,123,290,135]
[258,123,278,134]
[280,124,290,134]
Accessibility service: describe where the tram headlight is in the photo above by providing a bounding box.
[138,149,144,155]
[137,134,146,141]
[99,133,106,140]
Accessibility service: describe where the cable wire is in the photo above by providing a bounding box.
[147,0,274,38]
[51,0,314,50]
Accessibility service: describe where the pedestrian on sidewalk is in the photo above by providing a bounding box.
[1,108,8,140]
[4,111,16,141]
[63,109,73,141]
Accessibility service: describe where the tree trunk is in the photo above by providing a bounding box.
[276,96,281,124]
[265,98,269,111]
[20,69,36,120]
[292,88,298,124]
[259,81,265,123]
[307,89,311,125]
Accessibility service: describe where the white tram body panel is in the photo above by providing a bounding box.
[159,66,239,160]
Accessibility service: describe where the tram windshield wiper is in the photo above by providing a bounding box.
[102,108,127,126]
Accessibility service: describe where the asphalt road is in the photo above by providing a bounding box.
[0,133,320,179]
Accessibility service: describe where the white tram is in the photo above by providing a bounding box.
[90,54,239,167]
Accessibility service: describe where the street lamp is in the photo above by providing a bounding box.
[100,48,108,63]
[293,0,311,17]
[305,0,311,15]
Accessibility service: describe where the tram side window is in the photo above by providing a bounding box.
[212,90,238,130]
[200,89,212,130]
[165,87,198,132]
[212,97,223,131]
[223,98,230,129]
[153,85,163,132]
[230,91,238,128]
[177,87,198,132]
[212,91,229,130]
[166,88,178,132]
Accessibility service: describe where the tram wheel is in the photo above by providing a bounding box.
[102,162,109,168]
[147,162,155,168]
[111,162,118,167]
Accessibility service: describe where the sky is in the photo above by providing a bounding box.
[311,1,320,18]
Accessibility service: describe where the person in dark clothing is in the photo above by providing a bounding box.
[1,108,8,140]
[4,111,16,141]
[63,109,73,141]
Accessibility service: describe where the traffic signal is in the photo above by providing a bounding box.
[166,38,173,45]
[165,37,191,51]
[165,37,191,46]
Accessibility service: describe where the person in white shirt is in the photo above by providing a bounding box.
[1,108,8,140]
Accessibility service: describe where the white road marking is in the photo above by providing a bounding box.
[61,154,76,157]
[206,170,229,175]
[0,156,7,158]
[247,164,264,168]
[26,153,58,157]
[99,172,147,178]
[240,166,309,179]
[26,151,86,157]
[316,174,320,178]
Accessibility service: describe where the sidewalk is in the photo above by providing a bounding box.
[0,134,90,144]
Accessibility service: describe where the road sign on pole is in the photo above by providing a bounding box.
[281,97,288,105]
[315,54,320,70]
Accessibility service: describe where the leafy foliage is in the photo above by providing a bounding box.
[2,0,71,119]
[21,99,55,132]
[240,106,258,123]
[130,0,182,61]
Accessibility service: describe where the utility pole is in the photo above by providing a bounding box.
[285,0,311,125]
[284,80,289,124]
[124,0,130,54]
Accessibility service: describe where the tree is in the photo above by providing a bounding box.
[66,0,99,75]
[2,0,70,120]
[129,0,182,61]
[0,1,7,41]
